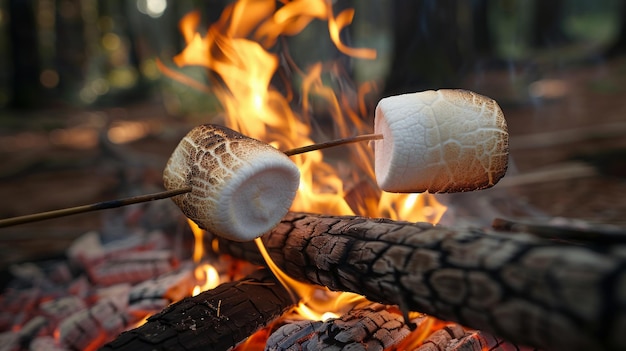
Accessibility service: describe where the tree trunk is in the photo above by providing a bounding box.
[605,2,626,57]
[99,269,294,351]
[8,0,41,108]
[382,0,469,95]
[214,211,626,351]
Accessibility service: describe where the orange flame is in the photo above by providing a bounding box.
[379,192,448,223]
[167,1,382,216]
[187,219,221,295]
[166,1,446,221]
[389,318,442,351]
[165,0,447,331]
[192,263,220,296]
[187,218,204,263]
[254,237,365,321]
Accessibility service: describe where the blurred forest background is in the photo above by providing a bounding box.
[1,0,626,265]
[1,0,626,110]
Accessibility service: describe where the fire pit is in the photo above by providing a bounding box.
[3,210,624,351]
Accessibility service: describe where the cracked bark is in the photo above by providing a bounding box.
[215,212,626,351]
[266,302,425,351]
[99,269,295,351]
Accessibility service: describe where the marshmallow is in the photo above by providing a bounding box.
[373,89,508,193]
[163,124,300,241]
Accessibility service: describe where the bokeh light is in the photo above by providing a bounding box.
[40,69,59,89]
[136,0,167,19]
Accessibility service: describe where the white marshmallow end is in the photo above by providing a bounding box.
[374,89,509,193]
[163,124,300,241]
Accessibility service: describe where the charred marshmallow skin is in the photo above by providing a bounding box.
[374,89,509,193]
[163,124,300,241]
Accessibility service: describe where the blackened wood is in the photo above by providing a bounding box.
[412,324,465,351]
[99,269,294,351]
[215,212,626,351]
[445,330,540,351]
[266,303,422,351]
[492,217,626,244]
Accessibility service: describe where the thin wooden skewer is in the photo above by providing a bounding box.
[283,133,383,156]
[0,187,193,228]
[0,133,383,228]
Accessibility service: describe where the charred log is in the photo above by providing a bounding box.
[492,217,626,244]
[445,329,540,351]
[412,324,465,351]
[99,269,295,351]
[266,302,425,351]
[215,212,626,351]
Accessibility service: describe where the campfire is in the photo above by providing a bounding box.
[1,1,625,351]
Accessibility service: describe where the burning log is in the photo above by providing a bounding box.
[409,323,538,351]
[128,265,195,304]
[86,250,178,286]
[0,287,41,331]
[30,336,70,351]
[215,211,626,351]
[99,269,295,351]
[412,324,465,351]
[266,319,324,350]
[67,230,178,287]
[39,295,87,327]
[58,284,134,350]
[445,329,540,351]
[266,302,426,351]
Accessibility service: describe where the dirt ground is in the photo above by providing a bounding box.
[0,57,625,269]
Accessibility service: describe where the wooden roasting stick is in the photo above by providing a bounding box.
[99,268,294,351]
[0,132,380,229]
[0,89,508,236]
[213,211,626,351]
